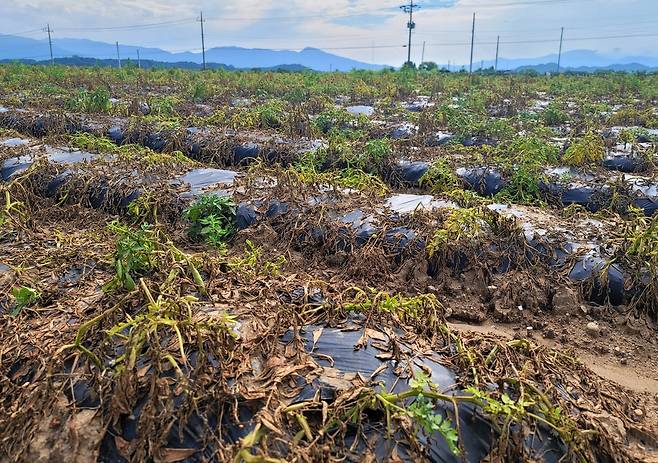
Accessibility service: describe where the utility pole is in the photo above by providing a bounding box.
[45,24,54,65]
[421,40,426,64]
[556,27,564,74]
[116,42,121,69]
[137,49,141,69]
[400,1,420,66]
[494,35,500,72]
[198,11,206,70]
[469,13,476,75]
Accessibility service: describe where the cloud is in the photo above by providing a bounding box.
[2,0,658,64]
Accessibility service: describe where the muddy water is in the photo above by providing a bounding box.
[449,322,658,395]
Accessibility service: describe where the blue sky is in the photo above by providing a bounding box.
[1,0,658,65]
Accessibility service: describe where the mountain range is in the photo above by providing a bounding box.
[0,35,383,71]
[1,35,657,73]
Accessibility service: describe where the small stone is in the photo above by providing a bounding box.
[544,328,556,339]
[585,322,600,337]
[633,409,643,420]
[620,358,628,365]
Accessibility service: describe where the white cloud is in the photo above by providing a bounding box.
[2,0,658,64]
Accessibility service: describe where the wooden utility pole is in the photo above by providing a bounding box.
[421,40,426,64]
[469,13,475,74]
[199,11,206,70]
[494,35,500,72]
[45,24,54,65]
[137,49,141,69]
[557,27,564,74]
[116,41,121,68]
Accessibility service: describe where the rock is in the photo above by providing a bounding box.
[585,321,600,337]
[543,328,556,339]
[552,286,579,313]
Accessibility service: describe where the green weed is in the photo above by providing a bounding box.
[66,87,112,113]
[185,194,237,247]
[11,286,39,315]
[104,221,157,291]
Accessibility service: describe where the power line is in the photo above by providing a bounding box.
[0,28,44,37]
[56,18,196,32]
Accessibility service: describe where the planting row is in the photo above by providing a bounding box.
[2,136,653,312]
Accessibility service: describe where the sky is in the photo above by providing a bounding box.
[1,0,658,66]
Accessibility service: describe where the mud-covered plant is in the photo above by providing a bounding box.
[104,221,157,291]
[428,208,488,256]
[621,212,658,312]
[10,286,39,315]
[1,190,25,231]
[496,135,557,203]
[69,132,117,152]
[185,194,237,247]
[343,288,444,331]
[228,239,286,278]
[334,168,389,196]
[420,158,460,193]
[563,131,605,166]
[106,281,236,374]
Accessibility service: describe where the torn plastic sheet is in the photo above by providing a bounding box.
[284,326,565,462]
[176,168,238,197]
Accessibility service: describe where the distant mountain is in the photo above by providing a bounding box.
[0,35,384,71]
[456,50,658,72]
[2,35,657,73]
[515,62,658,74]
[0,55,312,72]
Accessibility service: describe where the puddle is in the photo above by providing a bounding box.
[46,147,99,164]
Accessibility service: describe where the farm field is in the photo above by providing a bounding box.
[1,64,658,462]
